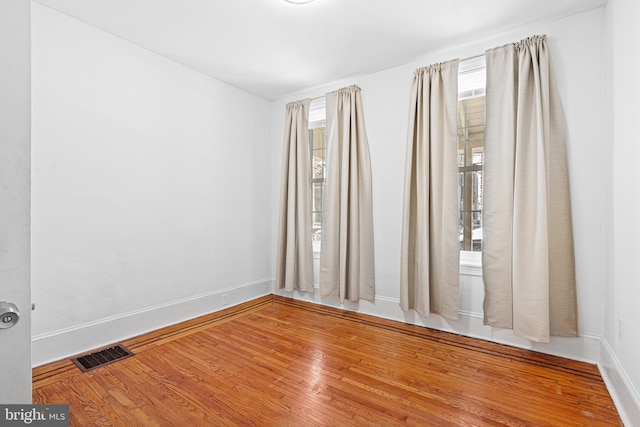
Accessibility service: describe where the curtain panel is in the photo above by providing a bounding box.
[482,35,577,342]
[319,85,375,302]
[400,60,460,319]
[275,99,315,293]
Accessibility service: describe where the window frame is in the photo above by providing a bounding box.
[308,98,326,254]
[458,56,486,269]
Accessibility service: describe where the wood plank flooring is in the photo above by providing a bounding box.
[33,295,622,426]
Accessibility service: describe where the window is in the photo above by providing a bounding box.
[309,99,326,244]
[458,57,486,252]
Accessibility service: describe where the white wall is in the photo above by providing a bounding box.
[28,2,639,422]
[271,8,608,366]
[272,8,640,423]
[0,0,31,403]
[31,3,272,366]
[602,0,640,424]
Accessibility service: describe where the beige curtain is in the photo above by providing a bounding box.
[483,35,577,342]
[400,61,460,319]
[319,86,375,302]
[275,99,314,293]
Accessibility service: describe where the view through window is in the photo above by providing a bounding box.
[309,99,326,244]
[458,56,486,252]
[309,59,485,253]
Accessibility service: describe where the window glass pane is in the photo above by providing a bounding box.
[312,182,323,215]
[472,170,483,211]
[457,93,485,252]
[312,214,322,241]
[459,169,482,251]
[312,155,324,180]
[310,122,327,244]
[459,56,486,100]
[458,172,464,212]
[472,147,484,165]
[457,134,465,167]
[312,128,325,150]
[310,128,326,180]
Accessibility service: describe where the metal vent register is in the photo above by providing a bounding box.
[71,344,134,372]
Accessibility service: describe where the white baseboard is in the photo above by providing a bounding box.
[32,279,273,367]
[599,339,640,427]
[276,288,602,362]
[35,283,639,426]
[279,288,640,423]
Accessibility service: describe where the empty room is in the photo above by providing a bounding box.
[1,0,639,425]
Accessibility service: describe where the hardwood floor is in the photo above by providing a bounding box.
[33,295,622,426]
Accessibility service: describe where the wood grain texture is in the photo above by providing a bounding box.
[33,295,621,426]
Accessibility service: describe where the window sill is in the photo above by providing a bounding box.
[460,251,482,276]
[312,241,321,259]
[313,245,482,276]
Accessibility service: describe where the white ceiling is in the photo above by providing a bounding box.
[34,0,604,100]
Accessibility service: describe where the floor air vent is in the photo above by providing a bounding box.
[71,344,134,372]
